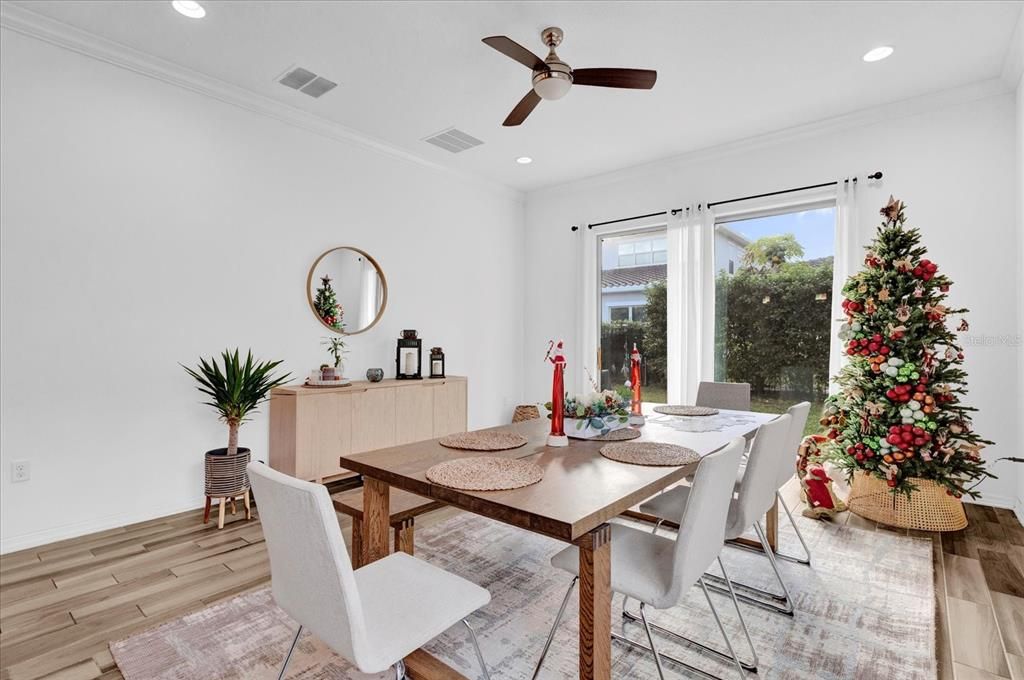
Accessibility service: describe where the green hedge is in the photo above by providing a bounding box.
[600,261,832,398]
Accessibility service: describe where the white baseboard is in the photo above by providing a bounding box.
[0,496,207,555]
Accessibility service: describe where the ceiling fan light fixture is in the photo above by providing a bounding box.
[862,46,894,62]
[171,0,205,18]
[532,70,572,100]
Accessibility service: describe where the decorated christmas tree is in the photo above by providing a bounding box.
[821,196,992,499]
[313,275,344,331]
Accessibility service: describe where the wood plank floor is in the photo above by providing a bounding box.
[1,479,1020,680]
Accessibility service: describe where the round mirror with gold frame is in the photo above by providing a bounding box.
[306,247,388,335]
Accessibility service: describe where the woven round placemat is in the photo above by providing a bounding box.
[426,457,544,491]
[439,431,528,451]
[591,427,643,442]
[600,442,700,467]
[653,405,720,417]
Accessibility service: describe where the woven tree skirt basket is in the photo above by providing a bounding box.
[204,448,251,498]
[847,471,967,532]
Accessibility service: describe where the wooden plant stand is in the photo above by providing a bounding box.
[203,489,252,529]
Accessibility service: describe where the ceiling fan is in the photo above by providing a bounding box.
[482,26,657,127]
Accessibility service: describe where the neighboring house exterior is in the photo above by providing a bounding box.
[600,228,749,322]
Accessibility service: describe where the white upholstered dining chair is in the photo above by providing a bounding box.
[532,437,753,680]
[770,402,813,565]
[641,414,795,616]
[247,463,492,680]
[696,382,751,411]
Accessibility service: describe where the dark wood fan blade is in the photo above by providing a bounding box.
[571,68,657,89]
[503,90,542,126]
[482,36,548,72]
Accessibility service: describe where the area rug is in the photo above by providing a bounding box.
[111,513,936,680]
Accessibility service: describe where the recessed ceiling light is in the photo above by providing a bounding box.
[516,156,533,165]
[862,46,894,63]
[172,1,206,19]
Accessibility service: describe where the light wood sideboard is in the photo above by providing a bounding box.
[268,376,467,483]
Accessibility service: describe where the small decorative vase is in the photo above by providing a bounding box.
[366,368,384,382]
[204,447,251,498]
[565,416,629,439]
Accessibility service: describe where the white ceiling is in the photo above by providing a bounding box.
[7,1,1023,191]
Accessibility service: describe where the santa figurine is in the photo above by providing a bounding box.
[625,343,645,426]
[796,435,847,519]
[545,340,569,447]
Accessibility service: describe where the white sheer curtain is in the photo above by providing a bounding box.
[829,178,859,392]
[667,205,715,404]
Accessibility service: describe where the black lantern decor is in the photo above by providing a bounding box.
[396,330,422,380]
[429,347,445,379]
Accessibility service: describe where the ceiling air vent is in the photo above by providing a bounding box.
[423,127,484,153]
[277,66,338,98]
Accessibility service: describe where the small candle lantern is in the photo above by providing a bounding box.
[396,330,422,380]
[429,347,445,379]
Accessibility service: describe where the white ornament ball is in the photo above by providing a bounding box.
[900,408,913,418]
[851,322,862,331]
[885,367,899,377]
[913,410,926,420]
[908,401,921,411]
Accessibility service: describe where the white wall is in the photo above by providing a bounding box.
[0,30,525,552]
[524,86,1021,508]
[1017,71,1024,522]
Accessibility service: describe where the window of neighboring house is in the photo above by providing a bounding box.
[609,305,646,322]
[617,238,667,267]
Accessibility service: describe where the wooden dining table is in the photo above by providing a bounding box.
[338,405,777,680]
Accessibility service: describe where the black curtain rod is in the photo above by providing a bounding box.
[569,171,882,232]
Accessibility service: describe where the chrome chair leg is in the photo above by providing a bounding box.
[774,492,812,566]
[531,577,578,680]
[277,624,303,680]
[639,602,666,680]
[463,619,491,680]
[706,522,795,616]
[716,557,759,670]
[612,592,750,680]
[622,566,758,672]
[699,578,746,680]
[394,658,407,680]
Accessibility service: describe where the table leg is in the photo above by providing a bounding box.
[577,524,611,680]
[362,477,390,565]
[394,518,415,556]
[351,518,365,568]
[764,496,779,553]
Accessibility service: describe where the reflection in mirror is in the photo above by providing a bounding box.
[307,247,387,334]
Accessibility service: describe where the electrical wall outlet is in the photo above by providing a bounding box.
[11,460,30,483]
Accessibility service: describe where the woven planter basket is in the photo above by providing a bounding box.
[512,404,541,423]
[204,448,250,498]
[847,471,967,532]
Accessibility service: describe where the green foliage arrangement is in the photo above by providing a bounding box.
[321,336,347,369]
[545,390,630,433]
[821,197,992,498]
[182,349,291,455]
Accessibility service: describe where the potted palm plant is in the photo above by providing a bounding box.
[183,349,291,515]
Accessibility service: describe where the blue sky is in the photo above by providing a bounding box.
[725,207,835,261]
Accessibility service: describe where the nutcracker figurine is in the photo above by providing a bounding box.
[545,340,569,447]
[625,343,645,426]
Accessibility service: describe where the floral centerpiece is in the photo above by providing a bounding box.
[545,390,630,439]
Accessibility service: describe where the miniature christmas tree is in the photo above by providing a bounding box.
[313,275,343,331]
[821,196,992,499]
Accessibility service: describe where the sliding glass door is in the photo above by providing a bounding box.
[598,229,668,402]
[713,205,836,434]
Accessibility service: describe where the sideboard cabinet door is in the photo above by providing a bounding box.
[433,380,468,437]
[395,385,435,445]
[351,387,396,454]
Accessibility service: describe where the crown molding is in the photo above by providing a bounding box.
[529,77,1012,199]
[0,3,523,203]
